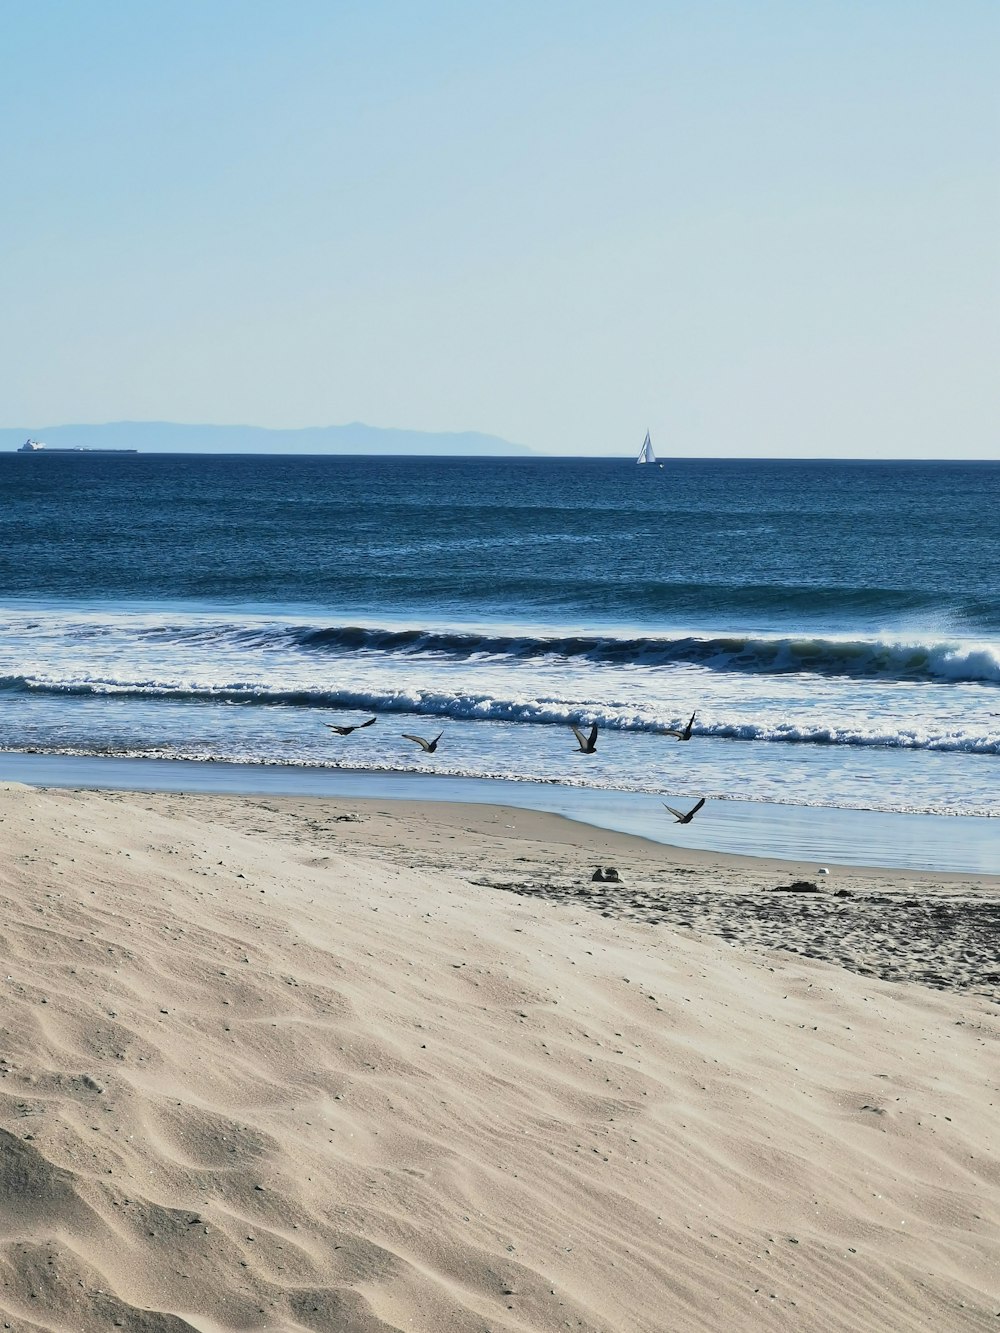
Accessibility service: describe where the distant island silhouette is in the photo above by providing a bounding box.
[0,421,533,457]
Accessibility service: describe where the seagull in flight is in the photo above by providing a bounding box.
[402,731,444,753]
[324,716,377,736]
[665,711,697,741]
[571,724,599,754]
[663,797,706,824]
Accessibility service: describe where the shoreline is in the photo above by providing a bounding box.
[142,788,1000,1006]
[2,749,997,874]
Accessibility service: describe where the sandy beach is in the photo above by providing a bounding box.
[1,780,998,1331]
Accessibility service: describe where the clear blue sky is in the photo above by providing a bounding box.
[1,1,996,456]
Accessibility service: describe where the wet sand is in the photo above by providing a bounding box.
[1,752,996,874]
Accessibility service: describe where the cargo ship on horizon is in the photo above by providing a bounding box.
[16,438,138,454]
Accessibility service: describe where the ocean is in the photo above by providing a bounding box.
[0,453,997,861]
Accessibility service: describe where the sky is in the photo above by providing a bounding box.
[1,1,997,457]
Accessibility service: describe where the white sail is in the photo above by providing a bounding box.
[636,431,661,466]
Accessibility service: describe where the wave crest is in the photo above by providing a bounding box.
[30,618,1000,685]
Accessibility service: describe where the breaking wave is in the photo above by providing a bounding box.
[12,617,1000,685]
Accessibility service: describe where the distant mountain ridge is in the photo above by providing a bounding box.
[0,421,532,456]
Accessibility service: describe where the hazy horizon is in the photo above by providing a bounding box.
[4,418,999,460]
[3,2,997,459]
[0,419,533,457]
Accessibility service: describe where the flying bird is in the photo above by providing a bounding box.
[665,711,697,741]
[663,797,706,824]
[324,716,377,736]
[571,724,599,754]
[402,731,444,753]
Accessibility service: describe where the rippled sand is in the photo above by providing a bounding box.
[1,783,997,1331]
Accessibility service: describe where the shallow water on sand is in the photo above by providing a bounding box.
[3,752,996,875]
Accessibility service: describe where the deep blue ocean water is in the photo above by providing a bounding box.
[0,453,997,827]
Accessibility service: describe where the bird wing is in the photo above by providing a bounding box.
[663,804,684,820]
[663,729,682,739]
[402,733,430,751]
[687,711,697,731]
[359,716,377,728]
[687,797,706,818]
[431,732,444,747]
[570,725,589,750]
[586,724,598,748]
[324,724,351,734]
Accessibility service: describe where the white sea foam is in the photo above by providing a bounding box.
[2,605,998,817]
[7,672,998,754]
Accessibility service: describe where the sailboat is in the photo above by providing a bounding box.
[636,430,662,467]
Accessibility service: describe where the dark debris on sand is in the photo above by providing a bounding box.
[471,873,1000,1006]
